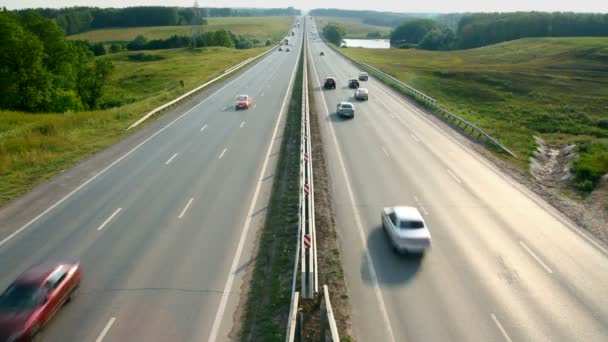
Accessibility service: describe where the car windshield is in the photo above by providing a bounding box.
[359,89,368,93]
[399,220,425,229]
[0,285,39,310]
[236,96,247,101]
[341,104,353,109]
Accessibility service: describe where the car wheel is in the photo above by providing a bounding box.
[67,286,80,303]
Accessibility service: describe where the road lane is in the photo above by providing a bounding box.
[0,19,304,342]
[308,17,608,342]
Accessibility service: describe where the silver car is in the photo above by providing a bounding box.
[382,206,431,254]
[354,88,369,101]
[336,102,355,118]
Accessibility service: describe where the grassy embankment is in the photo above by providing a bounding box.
[341,37,608,193]
[315,16,391,39]
[68,16,293,43]
[0,45,269,206]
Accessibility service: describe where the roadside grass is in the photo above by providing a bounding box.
[0,46,266,206]
[67,16,293,43]
[240,49,302,341]
[340,37,608,193]
[315,16,391,39]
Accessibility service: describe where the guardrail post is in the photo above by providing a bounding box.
[297,309,304,342]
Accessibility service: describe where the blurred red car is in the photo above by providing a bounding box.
[0,263,81,342]
[235,95,252,110]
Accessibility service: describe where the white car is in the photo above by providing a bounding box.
[381,206,431,254]
[336,102,355,118]
[354,88,369,101]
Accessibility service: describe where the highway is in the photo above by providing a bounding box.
[307,17,608,342]
[0,22,303,342]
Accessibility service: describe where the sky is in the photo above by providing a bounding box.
[2,0,607,13]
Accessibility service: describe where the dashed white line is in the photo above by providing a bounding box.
[240,121,245,128]
[447,168,462,184]
[491,313,513,342]
[381,146,389,157]
[260,92,265,97]
[178,198,194,219]
[219,148,227,159]
[97,208,122,231]
[165,153,178,165]
[388,112,396,119]
[96,317,116,342]
[413,196,429,215]
[200,124,208,132]
[520,241,553,274]
[410,133,420,143]
[252,104,257,110]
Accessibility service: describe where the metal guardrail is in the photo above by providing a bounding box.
[127,44,278,130]
[325,40,517,158]
[320,285,340,342]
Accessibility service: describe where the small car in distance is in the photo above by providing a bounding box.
[286,47,291,52]
[382,206,431,254]
[336,102,355,118]
[279,46,283,51]
[348,79,360,89]
[0,263,82,342]
[359,72,369,81]
[354,88,369,101]
[324,77,336,89]
[235,95,251,110]
[320,51,325,56]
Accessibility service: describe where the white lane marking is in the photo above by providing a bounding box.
[413,196,429,215]
[0,53,268,250]
[97,208,122,231]
[240,121,245,128]
[520,241,553,274]
[389,113,396,119]
[447,168,462,184]
[200,124,208,132]
[308,44,397,342]
[491,313,513,342]
[252,104,257,110]
[219,148,227,160]
[381,146,389,157]
[207,31,302,342]
[96,317,116,342]
[410,133,420,143]
[178,198,194,219]
[260,92,265,97]
[165,153,178,165]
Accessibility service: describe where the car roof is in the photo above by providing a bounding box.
[339,101,353,105]
[326,77,335,80]
[360,71,368,74]
[15,264,66,286]
[236,95,248,98]
[357,88,368,92]
[392,206,424,222]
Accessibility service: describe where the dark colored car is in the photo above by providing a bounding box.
[348,79,360,89]
[320,51,325,56]
[324,77,336,89]
[0,263,81,342]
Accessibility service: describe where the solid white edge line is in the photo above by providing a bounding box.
[491,313,513,342]
[0,49,273,250]
[95,317,116,342]
[97,208,122,231]
[178,198,194,219]
[447,168,462,184]
[308,36,397,342]
[207,28,302,342]
[218,148,227,160]
[165,153,178,165]
[519,241,553,274]
[200,124,208,132]
[367,75,608,256]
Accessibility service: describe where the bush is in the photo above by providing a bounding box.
[127,53,164,62]
[572,143,608,194]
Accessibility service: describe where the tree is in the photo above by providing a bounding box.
[109,43,124,53]
[391,19,438,46]
[92,42,106,56]
[322,23,346,46]
[419,27,455,51]
[127,35,148,51]
[214,29,234,48]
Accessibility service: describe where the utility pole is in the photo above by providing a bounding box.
[191,0,202,48]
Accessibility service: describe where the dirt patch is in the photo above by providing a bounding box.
[299,75,355,341]
[530,136,577,188]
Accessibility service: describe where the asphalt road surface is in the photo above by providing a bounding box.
[0,22,303,342]
[307,17,608,342]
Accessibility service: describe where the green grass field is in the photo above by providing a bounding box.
[67,16,293,43]
[341,37,608,193]
[0,46,267,206]
[315,16,391,39]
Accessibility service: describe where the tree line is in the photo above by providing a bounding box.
[310,8,432,27]
[125,30,271,51]
[389,12,608,51]
[17,6,301,36]
[0,10,113,113]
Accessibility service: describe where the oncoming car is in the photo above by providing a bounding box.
[235,95,251,110]
[324,77,336,89]
[336,102,355,118]
[382,206,431,254]
[354,88,369,101]
[0,263,82,342]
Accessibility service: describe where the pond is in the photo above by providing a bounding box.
[341,39,390,49]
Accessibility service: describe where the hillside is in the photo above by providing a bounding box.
[341,37,608,193]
